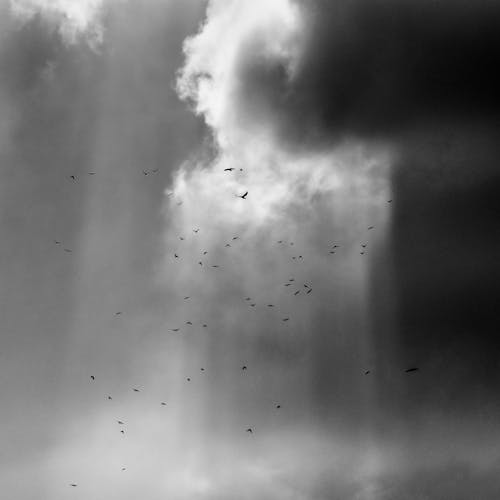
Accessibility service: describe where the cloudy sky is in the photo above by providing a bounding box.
[1,0,499,498]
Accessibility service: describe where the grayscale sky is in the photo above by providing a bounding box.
[1,1,499,499]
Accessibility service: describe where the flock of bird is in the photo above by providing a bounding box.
[61,169,416,488]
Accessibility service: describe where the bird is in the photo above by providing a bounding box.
[184,296,190,300]
[202,324,208,328]
[245,297,251,301]
[161,402,166,406]
[284,283,292,287]
[108,396,112,400]
[88,172,96,175]
[304,284,309,288]
[193,228,200,233]
[225,243,231,247]
[368,226,375,230]
[405,367,419,373]
[70,484,77,487]
[186,321,193,325]
[224,167,235,171]
[200,368,205,371]
[282,318,289,322]
[294,290,300,296]
[64,248,72,253]
[289,278,295,282]
[179,236,185,241]
[54,240,60,244]
[203,251,208,255]
[69,175,76,181]
[250,303,256,307]
[387,199,392,203]
[212,265,220,268]
[246,428,253,433]
[241,365,247,370]
[133,388,140,392]
[267,304,274,307]
[120,430,125,435]
[115,312,122,315]
[277,240,283,244]
[198,261,203,266]
[171,328,180,332]
[364,370,371,375]
[90,375,95,380]
[361,244,367,248]
[360,251,365,255]
[232,236,239,240]
[117,421,124,425]
[142,170,149,176]
[237,191,248,199]
[121,467,126,471]
[275,404,281,409]
[186,378,191,382]
[174,253,179,258]
[306,289,312,294]
[329,251,335,254]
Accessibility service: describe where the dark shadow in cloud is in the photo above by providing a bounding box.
[234,0,500,146]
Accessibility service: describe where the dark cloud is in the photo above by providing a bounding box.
[234,0,500,145]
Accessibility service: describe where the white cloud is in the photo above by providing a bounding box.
[9,0,106,48]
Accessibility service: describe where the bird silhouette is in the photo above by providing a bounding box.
[364,370,371,375]
[212,265,219,268]
[284,283,292,287]
[108,396,112,400]
[203,324,208,328]
[69,175,76,181]
[250,303,256,307]
[237,191,248,199]
[117,421,124,425]
[184,296,190,300]
[193,229,200,233]
[115,312,122,315]
[276,404,281,409]
[174,253,179,258]
[186,321,193,325]
[224,167,235,171]
[120,430,125,435]
[198,261,203,266]
[171,328,180,332]
[70,484,77,487]
[282,318,289,322]
[64,248,72,253]
[90,375,95,380]
[200,368,205,371]
[225,243,231,247]
[88,172,96,175]
[306,289,312,294]
[361,244,367,248]
[368,226,375,230]
[179,237,185,241]
[246,428,253,433]
[267,304,274,307]
[54,240,60,244]
[186,378,191,382]
[294,290,300,296]
[232,236,239,240]
[387,199,393,203]
[203,251,208,255]
[405,367,419,373]
[121,467,126,471]
[242,365,247,370]
[161,402,166,406]
[133,388,140,392]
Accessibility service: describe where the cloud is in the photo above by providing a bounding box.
[9,0,106,48]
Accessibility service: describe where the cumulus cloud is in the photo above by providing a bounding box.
[9,0,106,48]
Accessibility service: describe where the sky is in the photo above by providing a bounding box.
[0,0,499,498]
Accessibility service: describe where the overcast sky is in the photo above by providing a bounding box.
[1,1,499,499]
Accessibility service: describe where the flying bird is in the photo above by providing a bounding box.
[70,484,77,487]
[237,191,248,199]
[64,248,72,253]
[174,253,179,258]
[405,367,419,373]
[179,236,185,241]
[387,199,393,203]
[69,175,76,181]
[161,402,166,406]
[284,283,292,287]
[225,243,231,247]
[90,375,95,380]
[241,365,247,370]
[282,318,289,322]
[224,167,235,171]
[306,289,312,294]
[117,421,124,425]
[364,370,371,375]
[200,368,205,371]
[120,430,125,435]
[184,296,190,300]
[267,304,274,307]
[232,236,239,240]
[133,388,140,392]
[115,312,122,315]
[294,290,300,296]
[275,404,281,409]
[250,303,256,307]
[108,396,112,400]
[193,229,200,233]
[88,172,96,175]
[186,321,193,325]
[203,251,208,255]
[368,226,375,230]
[202,324,208,328]
[186,378,191,382]
[54,240,60,244]
[246,428,253,433]
[198,261,203,266]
